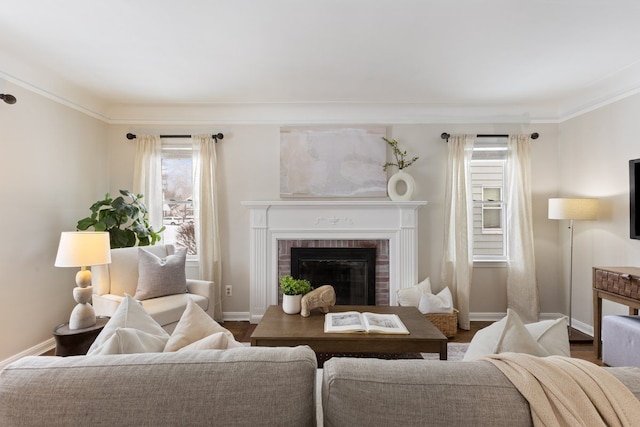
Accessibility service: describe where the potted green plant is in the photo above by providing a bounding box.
[76,190,165,249]
[382,137,419,201]
[280,275,312,314]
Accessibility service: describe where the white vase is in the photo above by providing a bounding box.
[387,170,416,201]
[282,294,302,314]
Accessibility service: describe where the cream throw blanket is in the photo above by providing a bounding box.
[485,353,640,427]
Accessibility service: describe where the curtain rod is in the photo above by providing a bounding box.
[440,132,539,142]
[126,132,224,142]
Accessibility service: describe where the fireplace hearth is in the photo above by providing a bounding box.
[291,247,376,305]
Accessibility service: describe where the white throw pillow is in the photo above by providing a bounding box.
[462,309,550,361]
[178,332,245,351]
[89,328,169,355]
[87,294,169,355]
[525,316,570,357]
[164,298,238,352]
[397,277,432,307]
[418,286,454,314]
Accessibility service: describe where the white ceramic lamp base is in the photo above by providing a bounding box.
[69,300,96,329]
[69,271,96,330]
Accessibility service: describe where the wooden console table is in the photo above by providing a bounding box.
[593,267,640,358]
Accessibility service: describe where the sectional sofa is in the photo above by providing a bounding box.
[2,346,640,426]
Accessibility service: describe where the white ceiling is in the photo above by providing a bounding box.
[1,0,640,122]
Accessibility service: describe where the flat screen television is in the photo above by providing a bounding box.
[631,159,640,239]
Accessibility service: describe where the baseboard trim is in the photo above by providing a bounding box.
[469,312,506,322]
[0,338,56,370]
[222,312,250,322]
[570,318,594,337]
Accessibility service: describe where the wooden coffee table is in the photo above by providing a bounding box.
[250,305,447,366]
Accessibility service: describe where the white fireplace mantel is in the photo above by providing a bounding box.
[242,200,427,323]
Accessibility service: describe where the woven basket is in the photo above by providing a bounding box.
[424,309,459,338]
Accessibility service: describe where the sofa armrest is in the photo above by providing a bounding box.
[187,279,215,318]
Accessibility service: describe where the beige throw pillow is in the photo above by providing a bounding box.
[87,294,169,355]
[525,317,571,357]
[397,277,432,307]
[164,298,239,352]
[178,332,244,351]
[134,247,187,300]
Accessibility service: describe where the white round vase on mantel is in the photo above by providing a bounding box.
[387,170,416,201]
[282,294,302,314]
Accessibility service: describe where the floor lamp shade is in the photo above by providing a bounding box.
[54,232,111,329]
[548,198,598,221]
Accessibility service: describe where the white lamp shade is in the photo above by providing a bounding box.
[548,198,598,221]
[54,232,111,267]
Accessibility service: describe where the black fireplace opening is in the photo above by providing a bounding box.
[291,247,376,305]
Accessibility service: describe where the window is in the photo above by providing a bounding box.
[481,186,503,234]
[471,141,507,262]
[161,141,197,255]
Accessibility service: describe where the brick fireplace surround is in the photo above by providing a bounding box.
[242,201,426,323]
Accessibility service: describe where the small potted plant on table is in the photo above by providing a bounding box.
[280,275,312,315]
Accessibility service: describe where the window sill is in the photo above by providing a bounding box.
[473,260,507,268]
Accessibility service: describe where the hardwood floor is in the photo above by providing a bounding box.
[224,320,602,365]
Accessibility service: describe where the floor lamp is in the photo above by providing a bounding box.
[548,198,598,337]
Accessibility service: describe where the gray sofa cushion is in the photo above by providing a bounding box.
[0,346,317,426]
[322,358,640,427]
[323,358,533,427]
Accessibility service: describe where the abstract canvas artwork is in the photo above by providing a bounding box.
[280,126,387,197]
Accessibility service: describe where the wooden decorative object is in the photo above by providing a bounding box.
[300,285,336,317]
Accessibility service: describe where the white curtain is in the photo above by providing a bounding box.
[506,135,539,323]
[441,134,475,330]
[132,135,163,232]
[192,135,223,322]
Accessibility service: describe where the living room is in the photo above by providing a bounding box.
[1,1,640,372]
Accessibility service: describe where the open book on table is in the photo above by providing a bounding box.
[324,311,410,334]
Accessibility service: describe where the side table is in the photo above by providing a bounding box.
[53,316,110,356]
[593,267,640,358]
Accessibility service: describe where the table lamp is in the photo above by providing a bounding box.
[54,231,111,329]
[548,198,598,336]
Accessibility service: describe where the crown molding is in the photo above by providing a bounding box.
[0,50,109,122]
[104,101,560,125]
[2,53,640,126]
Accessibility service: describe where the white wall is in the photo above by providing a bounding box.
[3,85,593,361]
[558,93,640,326]
[107,122,561,319]
[0,80,108,363]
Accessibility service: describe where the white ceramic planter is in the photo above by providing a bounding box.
[282,294,302,314]
[387,170,416,201]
